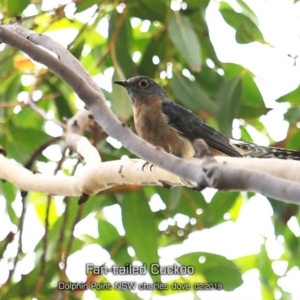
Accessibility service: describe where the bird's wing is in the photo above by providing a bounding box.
[162,100,242,157]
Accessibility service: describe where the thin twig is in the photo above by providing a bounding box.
[61,204,84,300]
[52,197,70,300]
[32,195,51,298]
[27,95,66,128]
[0,92,60,109]
[7,191,27,284]
[54,146,68,175]
[53,160,81,300]
[24,136,63,170]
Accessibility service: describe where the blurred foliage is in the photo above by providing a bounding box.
[0,0,299,300]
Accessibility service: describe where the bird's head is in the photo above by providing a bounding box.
[114,76,168,103]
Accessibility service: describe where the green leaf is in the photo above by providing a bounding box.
[223,64,267,119]
[224,64,265,108]
[70,39,85,60]
[128,0,167,22]
[0,126,50,162]
[239,77,266,119]
[278,85,300,105]
[217,75,242,135]
[4,73,21,103]
[98,220,120,248]
[10,128,49,151]
[182,0,209,11]
[172,188,206,218]
[239,125,254,143]
[110,71,133,121]
[2,262,57,299]
[168,13,201,71]
[286,131,300,150]
[32,193,59,227]
[138,30,168,77]
[284,107,300,123]
[258,245,277,294]
[36,198,83,256]
[0,181,17,203]
[45,78,74,119]
[171,72,217,115]
[45,17,82,32]
[234,254,259,273]
[121,193,159,281]
[95,288,136,300]
[168,187,183,211]
[159,186,205,219]
[109,11,136,77]
[0,47,14,77]
[189,10,222,68]
[193,65,222,95]
[75,0,99,13]
[0,181,18,224]
[200,34,221,67]
[12,107,44,130]
[7,0,30,16]
[235,0,258,22]
[238,105,267,119]
[203,192,239,227]
[219,5,265,44]
[112,243,133,266]
[177,252,243,291]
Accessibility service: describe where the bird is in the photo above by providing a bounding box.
[114,76,300,160]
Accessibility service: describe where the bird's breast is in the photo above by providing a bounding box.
[132,100,195,158]
[133,101,168,140]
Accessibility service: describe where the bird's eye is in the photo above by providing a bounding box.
[139,79,148,88]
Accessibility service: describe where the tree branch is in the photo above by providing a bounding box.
[1,24,300,203]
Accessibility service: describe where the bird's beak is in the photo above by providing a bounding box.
[114,80,128,87]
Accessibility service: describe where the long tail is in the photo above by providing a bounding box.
[232,140,300,160]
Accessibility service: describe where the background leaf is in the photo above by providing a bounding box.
[176,252,243,291]
[168,13,201,71]
[217,75,242,135]
[6,0,30,16]
[219,2,266,44]
[171,72,217,115]
[121,193,160,281]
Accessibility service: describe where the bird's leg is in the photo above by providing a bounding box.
[191,139,217,191]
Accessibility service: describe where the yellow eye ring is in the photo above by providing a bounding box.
[139,79,148,88]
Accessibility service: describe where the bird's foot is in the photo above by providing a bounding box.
[193,139,213,159]
[142,161,154,172]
